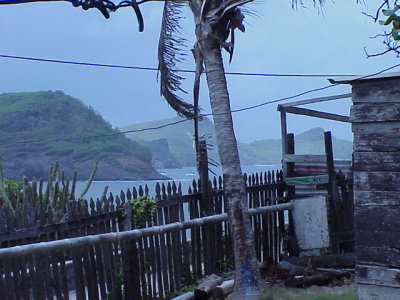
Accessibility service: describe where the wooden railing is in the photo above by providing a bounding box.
[0,170,288,300]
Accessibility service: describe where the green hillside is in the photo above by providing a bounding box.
[0,91,164,180]
[123,117,352,167]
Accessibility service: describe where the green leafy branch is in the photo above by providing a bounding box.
[127,196,157,228]
[380,5,400,40]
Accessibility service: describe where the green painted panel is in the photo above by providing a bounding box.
[285,175,329,185]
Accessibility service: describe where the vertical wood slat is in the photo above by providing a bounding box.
[26,252,39,300]
[193,181,203,278]
[213,177,223,272]
[121,201,133,299]
[11,256,24,300]
[179,193,191,286]
[105,216,119,297]
[151,203,164,298]
[110,213,123,300]
[49,252,62,300]
[285,133,300,257]
[58,250,69,300]
[0,260,6,300]
[141,185,156,298]
[93,240,107,299]
[164,183,176,293]
[188,188,200,278]
[149,222,158,298]
[71,249,86,300]
[271,174,279,263]
[171,183,182,290]
[155,183,168,298]
[33,253,46,300]
[82,245,96,300]
[43,252,54,300]
[86,224,100,300]
[277,176,286,263]
[99,220,114,298]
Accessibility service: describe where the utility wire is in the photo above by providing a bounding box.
[0,54,359,78]
[2,62,400,146]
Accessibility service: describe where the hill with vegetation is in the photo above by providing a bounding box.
[123,117,352,167]
[0,91,164,180]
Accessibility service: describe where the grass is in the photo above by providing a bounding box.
[260,285,357,300]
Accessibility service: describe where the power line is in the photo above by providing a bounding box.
[0,54,359,78]
[228,62,400,113]
[2,62,400,146]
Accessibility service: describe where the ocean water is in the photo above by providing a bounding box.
[74,164,281,200]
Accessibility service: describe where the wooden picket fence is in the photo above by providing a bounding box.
[0,170,288,300]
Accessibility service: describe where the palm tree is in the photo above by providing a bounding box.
[158,0,263,297]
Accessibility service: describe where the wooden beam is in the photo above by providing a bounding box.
[278,93,351,109]
[280,109,288,177]
[0,202,294,259]
[324,131,341,214]
[283,106,350,122]
[283,154,327,164]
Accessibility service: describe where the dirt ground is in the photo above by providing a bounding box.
[257,264,357,300]
[259,283,357,300]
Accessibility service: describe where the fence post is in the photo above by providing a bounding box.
[285,133,300,257]
[198,140,216,274]
[121,201,141,299]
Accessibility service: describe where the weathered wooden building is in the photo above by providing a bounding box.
[330,72,400,299]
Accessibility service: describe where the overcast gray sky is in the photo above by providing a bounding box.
[0,0,397,142]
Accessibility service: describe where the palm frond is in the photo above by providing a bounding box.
[290,0,325,10]
[158,0,196,118]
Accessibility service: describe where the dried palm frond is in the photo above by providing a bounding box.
[158,0,196,118]
[290,0,325,9]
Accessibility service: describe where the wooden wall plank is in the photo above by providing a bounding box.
[357,246,400,267]
[355,206,400,231]
[354,191,400,206]
[356,229,400,248]
[352,121,400,134]
[354,172,400,191]
[352,81,400,103]
[354,152,400,172]
[351,103,400,122]
[354,132,400,152]
[356,264,400,288]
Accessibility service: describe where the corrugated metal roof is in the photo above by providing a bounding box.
[328,72,400,84]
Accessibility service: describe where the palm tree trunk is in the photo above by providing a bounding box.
[202,47,263,299]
